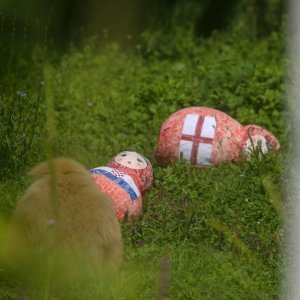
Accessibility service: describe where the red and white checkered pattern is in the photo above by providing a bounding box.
[111,169,126,178]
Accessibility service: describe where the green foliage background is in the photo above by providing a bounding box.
[0,0,287,299]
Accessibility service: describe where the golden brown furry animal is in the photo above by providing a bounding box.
[10,158,123,278]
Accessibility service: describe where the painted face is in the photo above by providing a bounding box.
[243,134,272,156]
[114,151,148,170]
[108,151,153,194]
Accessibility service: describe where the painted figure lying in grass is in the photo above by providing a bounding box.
[155,107,280,167]
[90,151,153,221]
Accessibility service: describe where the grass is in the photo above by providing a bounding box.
[0,5,287,299]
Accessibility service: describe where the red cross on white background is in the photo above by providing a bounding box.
[180,115,215,164]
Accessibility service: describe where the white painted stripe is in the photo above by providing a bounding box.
[182,114,199,135]
[197,143,213,165]
[92,166,114,173]
[122,174,140,197]
[201,116,216,138]
[91,166,140,197]
[179,140,193,160]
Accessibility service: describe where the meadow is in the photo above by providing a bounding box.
[0,2,287,299]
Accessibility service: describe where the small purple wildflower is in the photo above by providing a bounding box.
[17,90,27,97]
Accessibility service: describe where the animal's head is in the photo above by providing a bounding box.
[240,125,280,158]
[28,158,89,181]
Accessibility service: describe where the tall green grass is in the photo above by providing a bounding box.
[0,2,287,298]
[0,4,48,179]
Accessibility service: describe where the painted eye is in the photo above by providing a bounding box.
[120,153,127,157]
[137,158,143,163]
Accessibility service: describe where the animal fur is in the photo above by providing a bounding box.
[10,158,123,277]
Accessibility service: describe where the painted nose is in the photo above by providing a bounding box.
[127,161,131,164]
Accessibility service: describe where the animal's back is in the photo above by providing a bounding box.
[11,158,123,273]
